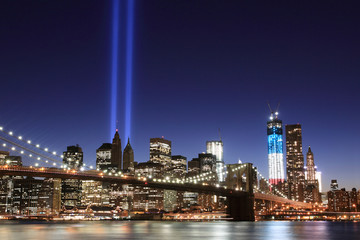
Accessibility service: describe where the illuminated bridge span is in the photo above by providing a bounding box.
[0,125,313,221]
[0,165,312,220]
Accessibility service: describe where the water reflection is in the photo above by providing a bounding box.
[0,221,359,240]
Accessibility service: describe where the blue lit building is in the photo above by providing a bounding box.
[267,112,285,185]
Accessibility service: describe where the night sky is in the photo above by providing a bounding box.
[1,1,359,191]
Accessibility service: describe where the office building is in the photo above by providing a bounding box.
[111,130,122,170]
[123,138,134,173]
[285,124,305,201]
[170,155,187,178]
[328,186,359,212]
[267,112,284,185]
[63,145,83,170]
[96,143,112,171]
[62,145,83,207]
[149,137,171,168]
[206,141,225,182]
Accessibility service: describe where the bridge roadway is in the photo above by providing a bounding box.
[0,166,248,198]
[254,192,312,209]
[0,166,311,220]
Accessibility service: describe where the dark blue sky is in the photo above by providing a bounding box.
[0,0,359,191]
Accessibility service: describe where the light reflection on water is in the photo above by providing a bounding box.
[0,221,359,240]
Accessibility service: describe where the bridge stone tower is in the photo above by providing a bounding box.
[225,163,255,221]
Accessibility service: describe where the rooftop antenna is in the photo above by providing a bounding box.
[116,120,119,132]
[218,128,222,142]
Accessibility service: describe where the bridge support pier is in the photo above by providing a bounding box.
[227,192,255,221]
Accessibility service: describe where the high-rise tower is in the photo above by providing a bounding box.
[63,145,83,170]
[111,130,122,170]
[267,111,284,185]
[206,141,225,182]
[304,146,321,203]
[62,145,83,206]
[305,146,316,184]
[285,124,305,201]
[123,138,134,173]
[149,137,171,168]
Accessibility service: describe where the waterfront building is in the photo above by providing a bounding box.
[328,186,359,212]
[111,130,122,170]
[123,138,134,173]
[133,161,164,211]
[81,177,109,206]
[0,154,22,214]
[62,145,83,207]
[12,177,42,215]
[285,124,305,201]
[38,178,62,215]
[109,183,134,210]
[267,112,284,185]
[149,137,171,169]
[206,140,225,182]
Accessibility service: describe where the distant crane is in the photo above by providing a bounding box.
[267,101,280,120]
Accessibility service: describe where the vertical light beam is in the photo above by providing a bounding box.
[125,0,134,140]
[110,0,120,139]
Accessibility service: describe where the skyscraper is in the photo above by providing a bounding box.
[96,143,112,171]
[206,141,225,182]
[111,130,122,170]
[305,146,316,184]
[304,146,321,203]
[123,138,134,173]
[63,145,83,170]
[285,124,305,201]
[170,155,187,178]
[62,145,83,206]
[267,112,284,185]
[149,137,171,168]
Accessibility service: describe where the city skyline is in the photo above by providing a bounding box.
[0,0,359,193]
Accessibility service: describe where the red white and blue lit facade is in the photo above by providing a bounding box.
[267,112,285,185]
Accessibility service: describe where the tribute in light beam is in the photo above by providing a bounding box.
[110,0,120,139]
[125,0,135,141]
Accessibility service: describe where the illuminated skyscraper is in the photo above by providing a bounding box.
[149,137,171,168]
[96,143,112,171]
[304,146,321,203]
[267,112,284,185]
[285,124,305,201]
[305,146,316,184]
[111,130,122,170]
[62,145,83,206]
[63,145,83,170]
[123,138,134,173]
[206,141,225,182]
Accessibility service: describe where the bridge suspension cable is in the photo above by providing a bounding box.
[0,126,94,170]
[1,142,58,167]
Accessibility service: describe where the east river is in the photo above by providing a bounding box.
[0,221,359,240]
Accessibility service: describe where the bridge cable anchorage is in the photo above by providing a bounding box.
[0,126,94,170]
